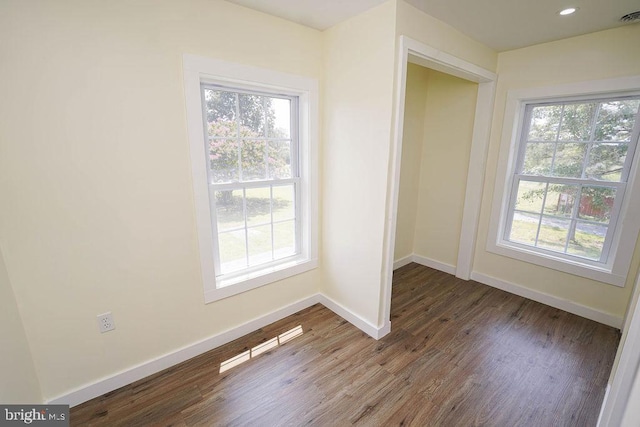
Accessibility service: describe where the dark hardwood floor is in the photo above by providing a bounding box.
[70,263,620,426]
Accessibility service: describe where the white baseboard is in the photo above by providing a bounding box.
[412,254,456,275]
[47,292,390,407]
[318,294,391,339]
[52,263,617,409]
[471,272,623,328]
[393,253,457,276]
[48,294,322,407]
[393,254,414,270]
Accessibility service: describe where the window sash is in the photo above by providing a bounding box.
[209,179,302,278]
[201,84,300,185]
[504,175,626,264]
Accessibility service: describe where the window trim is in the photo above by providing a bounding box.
[487,76,640,287]
[183,54,318,303]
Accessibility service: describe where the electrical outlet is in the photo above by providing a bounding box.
[97,312,116,333]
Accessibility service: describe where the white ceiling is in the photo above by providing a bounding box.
[226,0,640,51]
[226,0,387,33]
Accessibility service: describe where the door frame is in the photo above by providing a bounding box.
[598,269,640,426]
[380,35,497,328]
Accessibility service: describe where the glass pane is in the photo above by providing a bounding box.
[274,220,296,259]
[272,185,295,221]
[215,190,244,232]
[245,187,271,227]
[537,216,570,253]
[595,99,640,141]
[247,225,272,266]
[268,140,292,179]
[218,230,247,274]
[522,142,554,175]
[552,143,586,177]
[209,139,239,183]
[509,212,539,246]
[241,140,267,181]
[544,184,578,217]
[515,180,545,213]
[578,187,615,223]
[586,143,628,181]
[528,105,562,141]
[567,222,606,260]
[559,103,596,141]
[204,89,237,137]
[269,98,291,139]
[239,94,266,137]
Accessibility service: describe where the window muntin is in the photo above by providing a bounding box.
[505,96,640,264]
[202,85,301,281]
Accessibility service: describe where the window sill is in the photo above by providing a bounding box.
[204,257,318,303]
[487,240,626,287]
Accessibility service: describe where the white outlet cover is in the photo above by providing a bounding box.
[97,312,116,333]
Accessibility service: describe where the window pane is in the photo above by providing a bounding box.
[559,103,596,141]
[595,99,640,141]
[204,90,237,137]
[274,220,296,259]
[215,189,244,232]
[522,143,554,175]
[552,143,586,177]
[245,187,271,227]
[544,184,578,218]
[509,212,540,246]
[537,216,570,253]
[209,139,239,183]
[268,140,292,179]
[248,225,272,266]
[586,143,628,181]
[273,185,295,222]
[269,98,291,139]
[219,230,247,274]
[567,222,606,260]
[239,94,266,137]
[241,140,267,181]
[515,180,545,213]
[528,105,562,141]
[578,187,615,223]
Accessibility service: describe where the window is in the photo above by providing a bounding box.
[183,55,318,302]
[489,79,640,286]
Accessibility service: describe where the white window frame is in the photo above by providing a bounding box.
[488,76,640,287]
[183,54,318,303]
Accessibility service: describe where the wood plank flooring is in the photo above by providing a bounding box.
[70,263,620,426]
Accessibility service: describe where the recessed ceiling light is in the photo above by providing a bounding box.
[559,7,577,16]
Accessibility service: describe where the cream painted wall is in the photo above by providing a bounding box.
[474,24,640,319]
[0,0,323,401]
[0,250,42,403]
[322,1,397,326]
[395,0,497,72]
[412,69,478,267]
[394,63,428,261]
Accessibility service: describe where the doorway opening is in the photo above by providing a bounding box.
[381,36,496,329]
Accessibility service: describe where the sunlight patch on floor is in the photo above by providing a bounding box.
[219,325,304,373]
